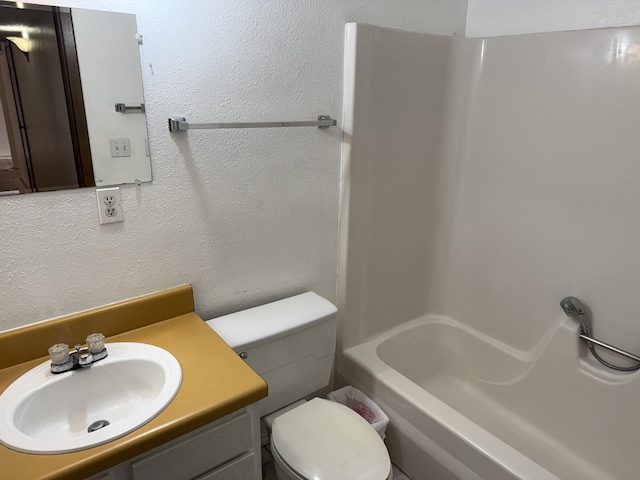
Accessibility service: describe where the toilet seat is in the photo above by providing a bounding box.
[271,398,391,480]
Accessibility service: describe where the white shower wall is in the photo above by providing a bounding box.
[341,23,640,351]
[339,25,454,349]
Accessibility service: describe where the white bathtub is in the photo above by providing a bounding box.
[338,316,639,480]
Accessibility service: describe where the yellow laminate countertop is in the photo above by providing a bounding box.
[0,285,268,480]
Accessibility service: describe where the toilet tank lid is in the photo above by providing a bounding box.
[205,292,337,350]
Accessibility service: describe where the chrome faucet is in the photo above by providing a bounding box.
[48,333,108,374]
[75,343,94,367]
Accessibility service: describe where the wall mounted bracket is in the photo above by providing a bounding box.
[115,103,145,113]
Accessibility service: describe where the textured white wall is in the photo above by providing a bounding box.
[0,0,466,332]
[466,0,640,37]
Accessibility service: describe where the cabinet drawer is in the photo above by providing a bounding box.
[196,453,256,480]
[131,412,252,480]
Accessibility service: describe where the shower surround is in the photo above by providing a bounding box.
[338,23,640,480]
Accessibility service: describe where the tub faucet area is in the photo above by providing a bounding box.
[560,297,640,372]
[559,296,589,333]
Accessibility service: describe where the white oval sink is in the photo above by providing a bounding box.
[0,342,182,454]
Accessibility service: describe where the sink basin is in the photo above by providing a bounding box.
[0,342,182,454]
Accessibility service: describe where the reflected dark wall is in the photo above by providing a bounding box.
[10,9,77,190]
[0,5,91,193]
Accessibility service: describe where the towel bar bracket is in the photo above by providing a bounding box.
[115,103,145,113]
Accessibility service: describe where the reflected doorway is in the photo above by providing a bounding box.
[0,5,93,194]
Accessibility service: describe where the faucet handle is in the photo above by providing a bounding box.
[86,333,105,354]
[48,343,70,365]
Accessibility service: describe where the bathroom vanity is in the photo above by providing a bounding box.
[0,285,267,480]
[86,405,260,480]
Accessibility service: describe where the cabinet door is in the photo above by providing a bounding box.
[196,453,256,480]
[131,412,252,480]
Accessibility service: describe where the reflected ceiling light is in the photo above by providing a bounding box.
[0,25,33,33]
[6,36,29,53]
[607,34,640,64]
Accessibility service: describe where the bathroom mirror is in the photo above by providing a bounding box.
[0,2,151,195]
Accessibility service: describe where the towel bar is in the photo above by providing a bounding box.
[168,115,336,132]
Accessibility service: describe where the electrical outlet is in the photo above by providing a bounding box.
[110,138,131,158]
[96,187,124,224]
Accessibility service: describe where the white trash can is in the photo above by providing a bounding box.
[327,385,390,439]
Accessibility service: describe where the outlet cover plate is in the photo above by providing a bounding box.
[96,187,124,224]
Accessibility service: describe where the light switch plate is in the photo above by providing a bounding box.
[110,138,131,158]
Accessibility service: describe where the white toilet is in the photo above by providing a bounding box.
[206,292,392,480]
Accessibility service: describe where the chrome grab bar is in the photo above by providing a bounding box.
[167,115,336,132]
[578,332,640,363]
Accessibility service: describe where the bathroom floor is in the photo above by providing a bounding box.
[263,465,410,479]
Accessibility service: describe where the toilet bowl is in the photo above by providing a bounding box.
[206,292,392,480]
[269,398,391,480]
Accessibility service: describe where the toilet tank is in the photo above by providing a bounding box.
[206,292,338,416]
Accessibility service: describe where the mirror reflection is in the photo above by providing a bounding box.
[0,2,151,195]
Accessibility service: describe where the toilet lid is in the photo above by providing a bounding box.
[271,398,390,480]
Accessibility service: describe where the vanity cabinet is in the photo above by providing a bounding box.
[87,403,261,480]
